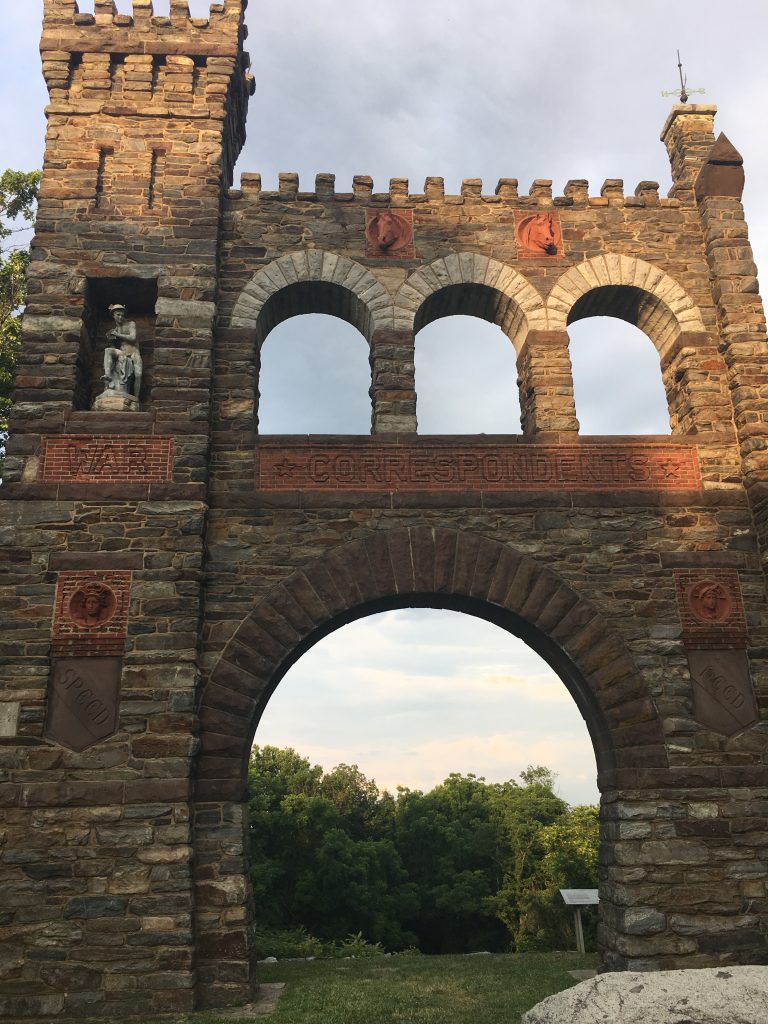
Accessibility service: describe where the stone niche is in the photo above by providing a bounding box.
[75,276,158,411]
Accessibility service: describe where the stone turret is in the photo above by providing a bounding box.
[5,0,253,446]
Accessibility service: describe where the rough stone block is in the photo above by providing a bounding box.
[523,966,768,1024]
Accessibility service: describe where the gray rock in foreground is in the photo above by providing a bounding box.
[523,966,768,1024]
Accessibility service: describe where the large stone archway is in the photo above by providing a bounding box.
[192,526,663,1006]
[196,527,655,794]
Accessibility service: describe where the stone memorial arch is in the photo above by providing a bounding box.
[0,0,767,1017]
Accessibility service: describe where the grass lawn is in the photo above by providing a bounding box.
[166,951,597,1024]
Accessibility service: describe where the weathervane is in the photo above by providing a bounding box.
[662,51,705,104]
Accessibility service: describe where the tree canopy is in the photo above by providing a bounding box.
[0,169,41,446]
[248,746,599,954]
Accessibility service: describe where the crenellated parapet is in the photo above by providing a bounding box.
[43,0,249,36]
[229,172,670,207]
[41,0,254,132]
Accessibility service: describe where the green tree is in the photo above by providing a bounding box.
[247,746,417,949]
[0,169,41,446]
[394,774,508,953]
[247,748,599,955]
[489,767,598,951]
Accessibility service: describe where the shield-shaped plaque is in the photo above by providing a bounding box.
[44,658,122,752]
[687,649,759,736]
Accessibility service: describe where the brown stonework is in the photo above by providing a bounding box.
[2,5,768,1018]
[686,650,759,735]
[44,657,122,752]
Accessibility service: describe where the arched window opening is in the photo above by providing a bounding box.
[568,317,671,435]
[251,608,599,956]
[415,316,522,434]
[258,313,371,434]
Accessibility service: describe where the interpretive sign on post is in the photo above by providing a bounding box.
[560,890,599,954]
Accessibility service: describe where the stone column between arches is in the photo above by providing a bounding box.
[659,331,735,436]
[369,328,417,433]
[516,330,579,436]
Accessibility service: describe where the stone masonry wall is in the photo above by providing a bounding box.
[1,1,253,1018]
[0,2,767,1017]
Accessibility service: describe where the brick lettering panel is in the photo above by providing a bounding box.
[257,443,701,492]
[41,436,174,484]
[674,569,747,648]
[52,571,132,657]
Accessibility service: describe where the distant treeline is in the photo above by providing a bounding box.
[248,747,599,954]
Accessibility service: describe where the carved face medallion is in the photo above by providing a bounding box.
[52,571,132,658]
[674,569,746,647]
[68,583,117,629]
[516,212,563,257]
[687,580,733,623]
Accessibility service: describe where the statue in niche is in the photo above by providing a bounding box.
[94,303,143,411]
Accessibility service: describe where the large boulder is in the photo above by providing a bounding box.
[523,966,768,1024]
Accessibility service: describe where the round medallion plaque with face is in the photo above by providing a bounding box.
[68,583,117,629]
[687,579,733,623]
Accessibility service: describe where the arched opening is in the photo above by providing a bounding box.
[251,607,599,956]
[568,316,671,435]
[256,281,373,433]
[415,317,522,433]
[194,528,667,1000]
[258,313,371,434]
[414,284,524,434]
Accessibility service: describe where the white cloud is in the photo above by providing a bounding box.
[256,610,599,805]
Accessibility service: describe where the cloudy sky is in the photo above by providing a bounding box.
[4,1,768,805]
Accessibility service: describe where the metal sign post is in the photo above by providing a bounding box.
[559,889,599,956]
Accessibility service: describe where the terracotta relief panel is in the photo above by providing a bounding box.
[365,209,415,258]
[515,212,563,258]
[52,570,132,657]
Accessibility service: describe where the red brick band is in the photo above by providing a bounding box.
[257,443,701,492]
[41,436,174,484]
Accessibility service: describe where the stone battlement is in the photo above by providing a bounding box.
[42,0,248,56]
[229,173,673,207]
[41,0,253,109]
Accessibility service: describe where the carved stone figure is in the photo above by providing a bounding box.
[688,579,733,623]
[365,209,414,257]
[68,582,117,629]
[94,303,143,411]
[516,212,562,256]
